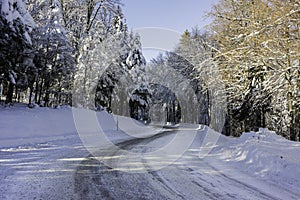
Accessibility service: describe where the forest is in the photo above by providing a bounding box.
[0,0,299,141]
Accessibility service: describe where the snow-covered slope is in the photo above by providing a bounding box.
[0,104,124,148]
[0,105,76,147]
[0,104,132,199]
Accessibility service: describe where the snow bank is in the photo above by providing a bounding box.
[0,104,122,148]
[0,105,75,147]
[210,128,300,194]
[0,104,160,148]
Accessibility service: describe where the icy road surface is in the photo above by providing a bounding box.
[74,128,299,200]
[0,128,299,199]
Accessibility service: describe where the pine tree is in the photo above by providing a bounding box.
[0,0,35,104]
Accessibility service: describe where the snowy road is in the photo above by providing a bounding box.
[1,107,299,199]
[74,129,297,200]
[1,128,299,199]
[0,134,89,200]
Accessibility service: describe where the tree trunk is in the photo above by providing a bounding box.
[38,78,44,105]
[288,89,296,141]
[34,76,39,103]
[29,86,33,105]
[5,81,14,104]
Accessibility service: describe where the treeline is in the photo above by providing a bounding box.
[0,0,145,109]
[211,0,300,141]
[159,0,299,140]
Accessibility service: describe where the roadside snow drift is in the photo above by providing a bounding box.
[209,128,300,195]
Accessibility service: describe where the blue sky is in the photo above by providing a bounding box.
[122,0,218,61]
[122,0,218,33]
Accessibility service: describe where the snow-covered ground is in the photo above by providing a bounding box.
[0,104,164,199]
[206,128,300,196]
[0,104,300,199]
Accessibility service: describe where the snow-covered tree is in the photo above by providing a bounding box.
[29,1,74,106]
[151,29,226,130]
[129,84,151,122]
[97,31,146,112]
[146,52,201,125]
[27,0,147,112]
[209,0,300,139]
[71,2,146,111]
[0,0,35,104]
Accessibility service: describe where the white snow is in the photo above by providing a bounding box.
[1,0,35,45]
[8,71,16,85]
[0,104,133,199]
[206,128,300,195]
[0,104,300,199]
[1,0,32,26]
